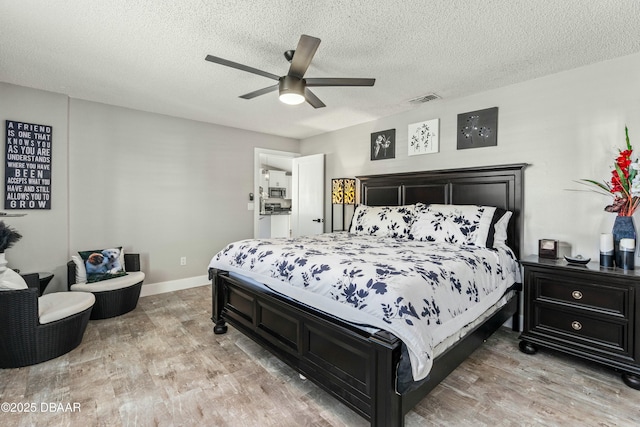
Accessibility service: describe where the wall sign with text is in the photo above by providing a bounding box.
[4,120,52,210]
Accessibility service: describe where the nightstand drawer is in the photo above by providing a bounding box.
[533,273,627,316]
[534,304,630,356]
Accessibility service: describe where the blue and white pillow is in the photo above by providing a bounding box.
[349,205,415,239]
[410,203,497,246]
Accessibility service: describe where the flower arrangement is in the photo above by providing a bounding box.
[581,127,640,216]
[0,221,22,253]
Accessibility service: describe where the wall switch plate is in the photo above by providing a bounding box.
[180,257,186,266]
[247,202,254,210]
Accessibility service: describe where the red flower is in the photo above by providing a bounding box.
[611,172,624,193]
[618,149,632,166]
[616,149,632,178]
[580,126,639,217]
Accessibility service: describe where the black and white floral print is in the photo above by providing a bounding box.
[410,203,496,246]
[349,205,415,238]
[210,232,520,381]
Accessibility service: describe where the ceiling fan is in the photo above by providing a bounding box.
[205,34,375,108]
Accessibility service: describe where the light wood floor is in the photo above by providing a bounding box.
[1,284,639,426]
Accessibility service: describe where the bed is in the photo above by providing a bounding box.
[209,164,526,426]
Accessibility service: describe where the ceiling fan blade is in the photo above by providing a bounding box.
[205,55,280,81]
[288,35,321,79]
[304,88,326,109]
[305,78,376,87]
[239,84,279,99]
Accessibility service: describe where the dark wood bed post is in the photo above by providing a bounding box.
[210,268,228,334]
[371,330,403,427]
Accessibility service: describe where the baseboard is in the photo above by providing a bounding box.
[139,274,209,297]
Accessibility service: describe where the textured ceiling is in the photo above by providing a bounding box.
[2,0,640,139]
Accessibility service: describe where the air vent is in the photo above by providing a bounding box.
[408,93,441,104]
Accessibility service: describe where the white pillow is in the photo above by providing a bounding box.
[410,204,496,246]
[119,248,126,272]
[0,267,28,290]
[492,210,512,248]
[71,255,87,284]
[349,205,415,239]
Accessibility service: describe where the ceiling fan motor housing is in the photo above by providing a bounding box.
[278,76,306,104]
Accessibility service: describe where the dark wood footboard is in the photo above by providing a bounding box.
[210,268,404,425]
[210,267,518,426]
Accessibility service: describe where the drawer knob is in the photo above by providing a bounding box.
[572,290,583,300]
[571,321,582,331]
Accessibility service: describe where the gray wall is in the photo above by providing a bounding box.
[1,83,299,292]
[0,83,70,289]
[301,52,640,261]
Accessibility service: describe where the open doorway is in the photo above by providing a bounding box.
[253,148,298,239]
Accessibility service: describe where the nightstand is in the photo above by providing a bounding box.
[519,255,640,389]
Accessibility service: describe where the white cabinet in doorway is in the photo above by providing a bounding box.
[271,215,290,238]
[269,170,287,188]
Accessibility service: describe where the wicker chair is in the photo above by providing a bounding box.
[67,253,144,320]
[0,273,95,369]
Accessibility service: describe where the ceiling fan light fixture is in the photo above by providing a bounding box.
[279,92,305,105]
[278,76,305,105]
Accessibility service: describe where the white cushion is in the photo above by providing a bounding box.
[39,291,95,324]
[0,268,28,290]
[70,271,144,292]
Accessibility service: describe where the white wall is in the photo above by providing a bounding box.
[300,52,640,261]
[1,84,299,292]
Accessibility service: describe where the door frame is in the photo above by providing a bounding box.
[254,148,300,239]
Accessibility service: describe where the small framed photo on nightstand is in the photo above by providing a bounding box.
[538,239,558,259]
[538,239,571,259]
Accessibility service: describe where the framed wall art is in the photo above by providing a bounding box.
[370,129,395,160]
[457,107,498,150]
[5,120,52,210]
[408,118,439,156]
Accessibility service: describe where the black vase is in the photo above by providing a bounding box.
[612,216,636,268]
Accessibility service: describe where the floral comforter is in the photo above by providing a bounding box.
[208,232,520,381]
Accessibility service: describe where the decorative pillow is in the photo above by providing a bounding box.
[410,204,496,246]
[490,209,512,248]
[71,255,87,284]
[78,247,127,283]
[0,267,28,290]
[349,205,415,239]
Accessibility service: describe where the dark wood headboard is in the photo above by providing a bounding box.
[357,164,527,259]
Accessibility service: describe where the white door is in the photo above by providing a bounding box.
[291,154,325,237]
